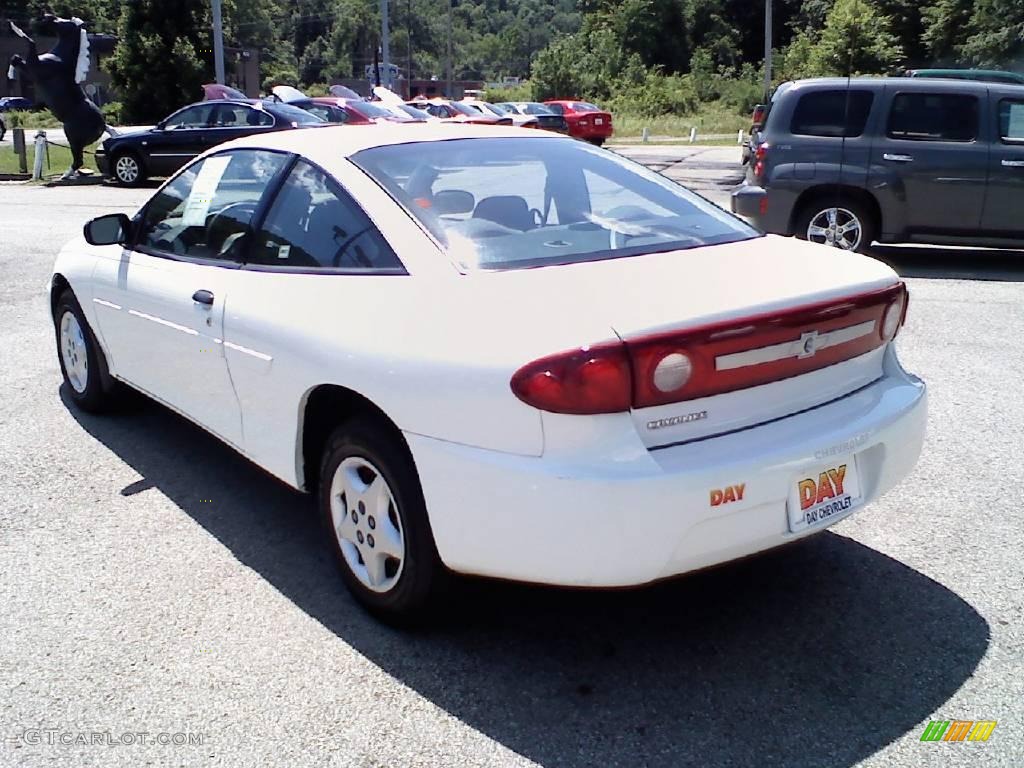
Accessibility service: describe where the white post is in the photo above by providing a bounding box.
[32,130,45,180]
[689,127,697,143]
[641,127,649,143]
[738,129,744,144]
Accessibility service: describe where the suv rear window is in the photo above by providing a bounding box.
[887,93,978,142]
[790,90,874,137]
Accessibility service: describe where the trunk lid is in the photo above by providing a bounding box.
[471,235,901,447]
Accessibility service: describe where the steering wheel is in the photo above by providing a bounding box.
[205,201,259,257]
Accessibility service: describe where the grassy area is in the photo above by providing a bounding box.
[0,142,99,176]
[1,109,63,130]
[612,106,748,139]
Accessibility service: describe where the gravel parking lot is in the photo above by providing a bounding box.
[1,150,1022,767]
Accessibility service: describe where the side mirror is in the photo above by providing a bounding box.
[433,189,475,215]
[84,213,130,246]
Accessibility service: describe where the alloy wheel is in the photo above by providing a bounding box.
[806,207,862,251]
[115,155,139,184]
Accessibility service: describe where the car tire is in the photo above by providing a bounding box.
[319,416,446,624]
[53,290,119,413]
[794,198,876,254]
[589,138,605,147]
[111,150,145,186]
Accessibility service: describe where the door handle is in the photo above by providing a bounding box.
[883,153,914,163]
[192,289,214,306]
[1001,159,1024,168]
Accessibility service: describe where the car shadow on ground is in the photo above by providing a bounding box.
[64,388,990,768]
[869,244,1024,282]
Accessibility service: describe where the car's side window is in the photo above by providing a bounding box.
[164,104,214,130]
[136,150,288,261]
[998,100,1024,144]
[887,93,979,142]
[250,159,404,272]
[546,103,564,115]
[790,90,874,137]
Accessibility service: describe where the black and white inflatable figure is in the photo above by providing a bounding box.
[8,14,109,178]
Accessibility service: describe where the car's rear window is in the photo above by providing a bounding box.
[790,90,874,137]
[574,102,602,112]
[351,137,759,271]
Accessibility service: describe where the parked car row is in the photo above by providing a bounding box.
[92,85,614,185]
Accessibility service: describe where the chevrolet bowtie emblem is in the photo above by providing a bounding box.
[798,330,820,358]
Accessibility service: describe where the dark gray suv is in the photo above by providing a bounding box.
[732,77,1024,252]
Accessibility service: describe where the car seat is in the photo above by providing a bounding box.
[473,196,536,231]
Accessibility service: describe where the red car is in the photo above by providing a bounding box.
[406,98,510,125]
[543,100,613,145]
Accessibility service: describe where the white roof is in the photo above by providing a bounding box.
[219,122,560,164]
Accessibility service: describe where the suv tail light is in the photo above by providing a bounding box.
[753,142,769,179]
[511,283,908,414]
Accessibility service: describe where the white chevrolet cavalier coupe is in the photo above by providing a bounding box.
[50,124,926,621]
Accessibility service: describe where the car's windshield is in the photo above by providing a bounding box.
[394,104,430,120]
[351,137,759,271]
[272,103,326,125]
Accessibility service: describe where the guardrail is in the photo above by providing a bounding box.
[639,127,748,144]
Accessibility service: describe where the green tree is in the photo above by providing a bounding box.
[809,0,903,74]
[107,0,211,122]
[958,0,1024,68]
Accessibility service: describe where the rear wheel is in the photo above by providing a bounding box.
[589,137,606,147]
[795,198,876,254]
[319,416,446,624]
[112,151,145,186]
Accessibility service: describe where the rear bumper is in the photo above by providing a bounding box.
[731,184,794,234]
[409,351,926,587]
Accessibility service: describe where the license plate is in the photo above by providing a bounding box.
[595,118,604,125]
[787,456,862,533]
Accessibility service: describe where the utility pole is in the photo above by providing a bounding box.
[445,0,452,97]
[380,0,391,89]
[212,0,226,85]
[407,0,413,97]
[763,0,772,100]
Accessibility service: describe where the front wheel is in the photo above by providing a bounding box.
[319,417,446,624]
[795,199,876,254]
[53,290,119,412]
[112,151,145,186]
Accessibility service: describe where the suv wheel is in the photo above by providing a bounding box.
[796,200,876,253]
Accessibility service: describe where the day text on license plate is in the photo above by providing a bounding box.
[787,456,862,533]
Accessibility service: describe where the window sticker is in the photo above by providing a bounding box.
[181,155,232,227]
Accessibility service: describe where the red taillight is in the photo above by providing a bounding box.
[510,343,631,415]
[511,283,906,414]
[753,143,769,179]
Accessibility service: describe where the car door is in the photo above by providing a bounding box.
[981,93,1024,236]
[142,104,216,177]
[90,148,291,448]
[221,158,406,479]
[876,86,988,234]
